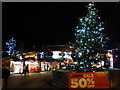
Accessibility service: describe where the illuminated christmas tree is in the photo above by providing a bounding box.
[6,38,20,57]
[74,3,109,72]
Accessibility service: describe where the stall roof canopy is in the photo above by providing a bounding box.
[1,57,21,64]
[22,57,36,61]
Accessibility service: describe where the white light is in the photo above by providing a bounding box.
[107,52,113,68]
[85,18,88,21]
[91,39,94,41]
[74,62,78,64]
[79,29,85,33]
[52,51,62,59]
[20,56,23,59]
[80,18,83,22]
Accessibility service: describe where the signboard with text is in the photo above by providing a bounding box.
[68,72,110,89]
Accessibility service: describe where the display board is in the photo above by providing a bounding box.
[68,72,110,89]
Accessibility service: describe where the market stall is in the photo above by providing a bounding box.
[41,61,51,71]
[10,61,23,73]
[2,58,23,73]
[25,60,40,72]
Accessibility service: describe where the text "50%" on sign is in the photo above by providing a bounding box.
[70,78,95,88]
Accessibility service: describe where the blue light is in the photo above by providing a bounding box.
[5,38,19,57]
[63,52,72,58]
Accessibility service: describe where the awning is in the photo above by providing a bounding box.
[1,58,21,64]
[22,57,36,61]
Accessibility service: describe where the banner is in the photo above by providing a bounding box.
[68,72,110,89]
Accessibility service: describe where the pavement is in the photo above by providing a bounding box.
[7,71,55,88]
[1,71,120,90]
[6,71,69,90]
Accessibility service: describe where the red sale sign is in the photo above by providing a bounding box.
[68,72,110,89]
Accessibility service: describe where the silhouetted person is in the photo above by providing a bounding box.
[47,64,49,71]
[24,65,29,76]
[23,65,26,76]
[2,68,10,90]
[44,64,46,71]
[26,65,29,74]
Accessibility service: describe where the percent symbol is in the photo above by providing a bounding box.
[87,78,95,85]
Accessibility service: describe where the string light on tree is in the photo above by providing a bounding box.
[6,38,20,57]
[74,2,109,72]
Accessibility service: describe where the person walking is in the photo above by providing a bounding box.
[47,64,49,71]
[2,68,10,90]
[23,64,29,76]
[23,65,26,76]
[26,65,29,75]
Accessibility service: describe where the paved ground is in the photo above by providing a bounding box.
[2,71,119,90]
[7,71,59,89]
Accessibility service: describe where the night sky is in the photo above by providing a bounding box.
[2,2,120,50]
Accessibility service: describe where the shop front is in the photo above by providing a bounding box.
[25,60,40,72]
[10,61,23,73]
[51,60,60,71]
[41,61,51,71]
[2,58,23,74]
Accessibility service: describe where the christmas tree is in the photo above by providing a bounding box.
[6,38,20,57]
[74,3,109,72]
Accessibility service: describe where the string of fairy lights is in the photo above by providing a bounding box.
[74,3,109,72]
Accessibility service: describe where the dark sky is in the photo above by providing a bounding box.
[2,2,120,50]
